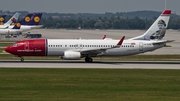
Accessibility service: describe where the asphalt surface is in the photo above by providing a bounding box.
[0,60,180,69]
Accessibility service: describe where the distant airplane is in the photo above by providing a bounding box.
[0,12,20,29]
[5,10,171,62]
[0,21,21,35]
[8,13,43,32]
[0,13,43,35]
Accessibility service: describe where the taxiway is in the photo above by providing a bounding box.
[0,60,180,69]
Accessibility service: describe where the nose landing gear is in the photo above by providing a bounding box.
[18,56,24,62]
[20,57,24,62]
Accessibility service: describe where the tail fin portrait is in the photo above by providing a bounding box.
[130,10,171,40]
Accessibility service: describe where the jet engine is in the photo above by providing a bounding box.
[61,51,81,60]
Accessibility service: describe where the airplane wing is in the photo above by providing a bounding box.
[80,36,125,56]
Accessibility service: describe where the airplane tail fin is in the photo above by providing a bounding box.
[129,10,171,40]
[20,13,33,25]
[4,12,20,26]
[12,21,21,29]
[22,13,42,26]
[0,15,6,25]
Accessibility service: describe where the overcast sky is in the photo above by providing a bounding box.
[0,0,179,14]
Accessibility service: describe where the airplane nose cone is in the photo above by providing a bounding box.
[5,46,12,53]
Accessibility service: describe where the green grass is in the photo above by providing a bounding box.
[0,69,180,101]
[0,48,5,52]
[0,43,13,47]
[0,40,15,42]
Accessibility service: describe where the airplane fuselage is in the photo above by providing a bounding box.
[5,39,165,58]
[0,29,22,35]
[8,25,43,32]
[8,25,32,32]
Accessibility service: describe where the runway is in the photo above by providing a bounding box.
[0,60,180,69]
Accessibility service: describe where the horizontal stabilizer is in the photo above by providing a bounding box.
[152,39,174,45]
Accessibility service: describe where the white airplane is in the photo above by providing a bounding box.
[5,10,171,62]
[0,12,20,29]
[0,21,22,35]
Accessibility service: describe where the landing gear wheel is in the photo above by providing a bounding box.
[20,57,24,62]
[85,57,93,63]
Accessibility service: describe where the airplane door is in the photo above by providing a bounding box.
[75,44,78,49]
[24,41,29,50]
[75,44,83,51]
[139,42,143,51]
[79,44,83,49]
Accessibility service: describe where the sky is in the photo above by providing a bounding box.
[0,0,180,14]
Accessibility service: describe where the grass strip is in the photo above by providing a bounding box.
[0,69,180,101]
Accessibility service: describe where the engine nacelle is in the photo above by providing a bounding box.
[61,51,81,60]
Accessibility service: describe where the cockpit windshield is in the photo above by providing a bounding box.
[12,44,18,47]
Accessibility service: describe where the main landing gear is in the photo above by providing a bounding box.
[85,57,93,62]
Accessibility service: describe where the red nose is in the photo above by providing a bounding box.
[5,46,12,54]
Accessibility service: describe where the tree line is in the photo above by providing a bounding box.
[1,10,180,30]
[40,16,180,30]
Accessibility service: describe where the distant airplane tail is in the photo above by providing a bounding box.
[129,10,171,40]
[20,13,33,25]
[4,12,20,26]
[0,15,6,25]
[12,21,21,29]
[21,13,42,26]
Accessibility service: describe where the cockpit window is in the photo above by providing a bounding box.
[12,44,18,47]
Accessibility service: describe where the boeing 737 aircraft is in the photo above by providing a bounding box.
[0,12,20,29]
[5,10,171,62]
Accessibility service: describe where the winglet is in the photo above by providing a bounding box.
[117,36,125,46]
[102,35,106,39]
